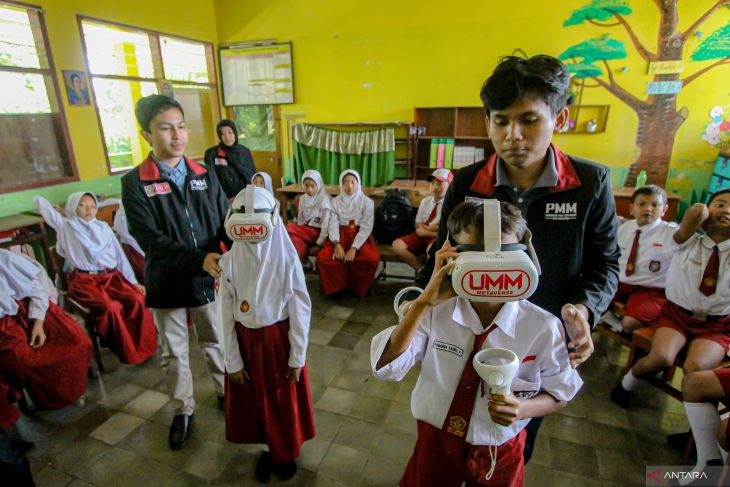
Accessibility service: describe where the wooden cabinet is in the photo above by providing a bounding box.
[411,107,495,180]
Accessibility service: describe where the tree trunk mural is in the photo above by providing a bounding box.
[561,0,730,187]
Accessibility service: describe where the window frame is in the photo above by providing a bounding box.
[77,15,220,175]
[0,0,79,194]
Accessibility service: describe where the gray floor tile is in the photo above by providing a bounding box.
[333,417,380,452]
[299,438,331,473]
[372,425,416,464]
[328,331,360,350]
[341,320,371,336]
[360,454,405,486]
[325,305,356,321]
[549,438,599,479]
[313,408,347,442]
[309,328,337,346]
[182,440,239,480]
[350,395,391,423]
[315,387,358,415]
[123,389,170,419]
[89,411,145,445]
[524,463,553,487]
[543,414,595,446]
[551,469,603,487]
[317,443,368,485]
[96,382,146,410]
[330,368,371,392]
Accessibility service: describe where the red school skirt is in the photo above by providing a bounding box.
[286,223,321,263]
[224,319,315,464]
[612,282,667,325]
[121,244,145,283]
[315,224,380,299]
[0,299,92,413]
[67,269,157,364]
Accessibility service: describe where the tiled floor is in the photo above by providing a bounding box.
[12,268,689,486]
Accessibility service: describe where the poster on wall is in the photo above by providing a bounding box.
[219,42,294,106]
[62,70,91,106]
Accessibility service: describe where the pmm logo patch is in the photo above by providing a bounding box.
[144,182,172,197]
[545,202,577,221]
[190,179,208,191]
[433,341,464,357]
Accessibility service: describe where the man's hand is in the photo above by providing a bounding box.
[134,284,146,295]
[30,319,46,348]
[203,253,222,278]
[562,303,594,368]
[488,393,521,426]
[344,247,357,262]
[229,368,250,385]
[333,243,345,261]
[287,367,302,383]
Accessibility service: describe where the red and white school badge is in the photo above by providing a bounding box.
[240,301,249,313]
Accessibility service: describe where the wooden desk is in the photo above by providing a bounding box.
[612,187,681,221]
[0,213,55,275]
[96,197,121,226]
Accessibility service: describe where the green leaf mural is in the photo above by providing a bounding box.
[563,0,633,27]
[565,62,604,78]
[691,20,730,61]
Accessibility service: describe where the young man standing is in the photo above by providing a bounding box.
[121,95,228,450]
[418,55,620,461]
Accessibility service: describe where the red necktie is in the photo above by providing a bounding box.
[424,201,441,226]
[699,246,720,296]
[625,229,641,276]
[441,324,498,455]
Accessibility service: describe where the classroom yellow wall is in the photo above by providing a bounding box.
[0,0,218,216]
[215,0,729,195]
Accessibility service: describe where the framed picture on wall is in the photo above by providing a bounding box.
[62,70,91,106]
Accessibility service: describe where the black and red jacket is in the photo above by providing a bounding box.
[419,144,620,326]
[121,154,229,309]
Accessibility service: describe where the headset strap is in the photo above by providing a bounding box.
[483,199,501,253]
[524,228,542,275]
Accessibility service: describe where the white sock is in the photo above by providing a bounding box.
[621,370,640,391]
[682,402,722,485]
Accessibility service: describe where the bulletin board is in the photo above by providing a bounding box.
[219,42,294,106]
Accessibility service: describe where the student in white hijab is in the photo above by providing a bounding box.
[34,193,157,364]
[286,169,332,266]
[252,171,274,193]
[315,169,380,299]
[217,186,315,483]
[0,248,92,422]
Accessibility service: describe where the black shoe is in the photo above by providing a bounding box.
[255,451,272,483]
[272,461,297,481]
[667,430,695,456]
[169,414,193,450]
[216,394,225,408]
[610,383,633,408]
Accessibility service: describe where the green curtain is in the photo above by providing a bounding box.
[292,124,395,186]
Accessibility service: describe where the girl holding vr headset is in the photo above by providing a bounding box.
[371,199,582,487]
[218,185,316,483]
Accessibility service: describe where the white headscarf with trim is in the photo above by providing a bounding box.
[297,169,332,225]
[332,169,366,221]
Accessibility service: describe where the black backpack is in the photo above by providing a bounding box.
[374,189,416,244]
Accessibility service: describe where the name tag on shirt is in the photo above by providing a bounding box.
[214,157,228,166]
[190,179,208,191]
[144,182,172,197]
[433,340,464,357]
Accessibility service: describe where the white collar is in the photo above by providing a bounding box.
[451,297,517,338]
[701,234,730,252]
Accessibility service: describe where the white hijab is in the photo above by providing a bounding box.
[58,192,115,262]
[0,248,42,318]
[113,204,144,257]
[297,169,332,224]
[332,169,366,220]
[252,171,274,194]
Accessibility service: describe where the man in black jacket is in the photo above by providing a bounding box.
[417,55,620,461]
[121,95,228,451]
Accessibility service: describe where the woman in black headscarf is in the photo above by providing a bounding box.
[204,120,256,199]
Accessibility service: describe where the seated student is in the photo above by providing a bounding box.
[0,248,92,415]
[203,119,256,200]
[286,169,332,266]
[34,193,157,365]
[612,189,730,409]
[113,204,145,282]
[316,169,380,299]
[603,185,678,333]
[252,172,274,193]
[371,200,582,486]
[392,168,452,271]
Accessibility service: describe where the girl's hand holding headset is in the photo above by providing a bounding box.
[413,240,458,308]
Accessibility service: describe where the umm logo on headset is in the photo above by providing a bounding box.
[460,263,532,299]
[228,223,269,240]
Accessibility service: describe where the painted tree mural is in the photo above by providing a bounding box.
[560,0,730,186]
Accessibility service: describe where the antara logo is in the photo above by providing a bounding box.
[545,202,577,221]
[230,224,268,240]
[461,270,530,297]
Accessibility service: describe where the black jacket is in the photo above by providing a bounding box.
[121,154,229,309]
[418,144,620,326]
[203,143,256,199]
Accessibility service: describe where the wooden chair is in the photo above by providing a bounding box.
[48,246,103,374]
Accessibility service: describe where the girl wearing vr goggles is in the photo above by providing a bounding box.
[372,200,582,487]
[316,169,380,299]
[286,169,333,266]
[219,185,315,483]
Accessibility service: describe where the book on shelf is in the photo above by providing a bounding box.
[429,139,438,168]
[436,139,445,169]
[443,138,454,170]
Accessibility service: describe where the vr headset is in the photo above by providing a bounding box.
[224,185,279,243]
[449,198,541,302]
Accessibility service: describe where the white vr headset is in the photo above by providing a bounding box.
[224,185,279,243]
[449,198,541,302]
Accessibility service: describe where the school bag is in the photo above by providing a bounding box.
[374,189,416,244]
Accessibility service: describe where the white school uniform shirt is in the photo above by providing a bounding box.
[665,234,730,316]
[113,205,145,257]
[217,187,311,372]
[34,194,138,284]
[328,169,374,250]
[296,169,332,245]
[0,248,49,321]
[617,218,679,287]
[371,297,582,446]
[415,195,443,225]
